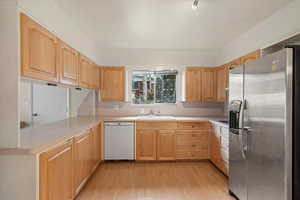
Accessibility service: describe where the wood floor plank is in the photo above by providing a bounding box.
[76,161,234,200]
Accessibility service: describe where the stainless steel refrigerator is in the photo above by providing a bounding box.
[228,46,300,200]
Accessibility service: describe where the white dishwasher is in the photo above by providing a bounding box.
[104,122,135,160]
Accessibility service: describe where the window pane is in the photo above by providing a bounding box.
[155,74,176,103]
[132,72,155,104]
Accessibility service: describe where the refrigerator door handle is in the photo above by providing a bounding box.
[239,100,247,159]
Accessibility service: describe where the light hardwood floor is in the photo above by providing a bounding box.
[76,161,234,200]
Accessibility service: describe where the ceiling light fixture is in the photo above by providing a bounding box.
[192,0,199,10]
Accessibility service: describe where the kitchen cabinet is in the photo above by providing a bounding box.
[101,67,125,102]
[241,50,261,64]
[227,58,242,70]
[78,55,95,89]
[176,122,210,160]
[39,139,73,200]
[91,124,102,168]
[157,130,175,160]
[21,14,59,83]
[201,68,217,102]
[186,67,202,102]
[210,123,229,176]
[91,66,100,90]
[216,65,228,102]
[74,130,92,195]
[136,129,157,160]
[58,40,79,86]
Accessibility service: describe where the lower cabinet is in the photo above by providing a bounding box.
[39,139,73,200]
[157,130,175,160]
[210,123,229,176]
[74,131,92,195]
[136,129,157,160]
[136,122,210,161]
[39,123,102,200]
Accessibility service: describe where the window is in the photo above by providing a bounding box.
[132,70,177,104]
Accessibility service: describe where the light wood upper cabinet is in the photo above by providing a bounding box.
[40,139,73,200]
[58,40,79,86]
[91,66,100,90]
[227,58,242,70]
[157,130,175,160]
[241,50,261,64]
[216,66,228,102]
[101,67,125,102]
[21,14,59,82]
[201,68,217,102]
[78,55,94,89]
[74,131,92,195]
[186,67,202,102]
[136,129,157,161]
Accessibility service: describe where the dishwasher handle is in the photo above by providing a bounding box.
[104,122,134,126]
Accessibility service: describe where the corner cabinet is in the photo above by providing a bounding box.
[21,14,59,83]
[101,67,125,102]
[58,40,79,86]
[39,139,73,200]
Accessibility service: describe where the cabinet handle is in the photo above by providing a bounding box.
[48,147,71,161]
[77,135,89,144]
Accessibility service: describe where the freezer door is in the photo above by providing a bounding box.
[229,65,247,200]
[244,49,288,200]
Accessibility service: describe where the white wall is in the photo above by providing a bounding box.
[0,1,20,148]
[17,0,98,62]
[96,48,220,67]
[219,0,300,64]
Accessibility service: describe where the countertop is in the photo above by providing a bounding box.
[0,116,226,155]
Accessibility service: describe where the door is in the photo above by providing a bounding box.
[79,55,94,89]
[216,66,228,102]
[202,68,217,102]
[58,41,79,86]
[157,130,175,160]
[101,67,125,101]
[40,139,73,200]
[186,67,202,101]
[74,131,92,194]
[136,129,157,160]
[228,65,247,200]
[32,83,69,125]
[104,122,135,160]
[244,49,287,200]
[21,14,59,82]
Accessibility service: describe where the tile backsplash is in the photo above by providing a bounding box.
[96,101,225,117]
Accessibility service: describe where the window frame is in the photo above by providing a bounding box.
[127,67,182,106]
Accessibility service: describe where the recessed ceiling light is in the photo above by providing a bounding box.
[192,0,199,10]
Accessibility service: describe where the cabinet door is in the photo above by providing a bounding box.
[78,55,94,89]
[91,125,101,169]
[91,66,100,90]
[136,129,157,160]
[186,67,202,102]
[202,68,217,102]
[21,14,59,82]
[74,131,92,195]
[101,67,125,101]
[216,66,228,102]
[40,139,73,200]
[58,40,79,86]
[157,130,175,160]
[241,50,261,64]
[227,58,242,70]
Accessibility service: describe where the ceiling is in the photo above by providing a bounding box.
[54,0,292,50]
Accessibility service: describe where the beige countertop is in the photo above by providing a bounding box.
[0,115,226,155]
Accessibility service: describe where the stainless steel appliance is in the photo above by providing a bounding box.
[104,122,135,160]
[228,47,300,200]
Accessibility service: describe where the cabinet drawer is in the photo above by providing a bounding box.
[136,122,177,130]
[176,143,208,151]
[176,150,209,159]
[177,122,210,130]
[176,131,209,143]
